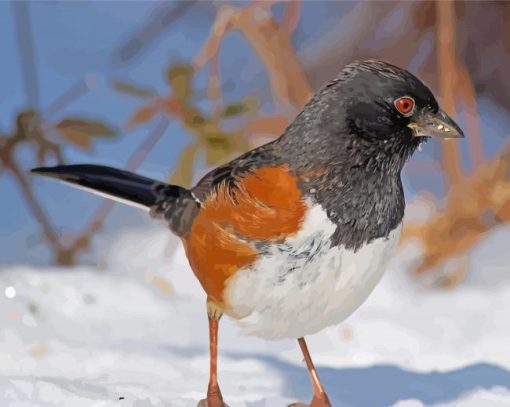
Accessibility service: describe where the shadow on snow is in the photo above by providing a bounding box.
[233,352,510,407]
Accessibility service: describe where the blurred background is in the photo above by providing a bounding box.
[1,1,509,406]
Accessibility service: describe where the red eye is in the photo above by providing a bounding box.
[394,96,415,116]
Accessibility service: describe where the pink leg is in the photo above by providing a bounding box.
[198,314,228,407]
[290,337,331,407]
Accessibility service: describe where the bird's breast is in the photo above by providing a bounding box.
[223,204,402,340]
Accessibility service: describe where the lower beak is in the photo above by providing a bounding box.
[408,109,464,139]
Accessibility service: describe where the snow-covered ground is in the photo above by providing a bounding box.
[1,223,509,407]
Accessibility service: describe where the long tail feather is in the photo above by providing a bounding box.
[31,164,179,210]
[31,164,200,236]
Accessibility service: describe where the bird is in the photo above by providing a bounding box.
[31,60,463,407]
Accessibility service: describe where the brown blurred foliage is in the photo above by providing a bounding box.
[121,63,257,188]
[403,147,510,286]
[0,102,118,265]
[120,0,510,284]
[398,1,509,284]
[4,0,509,283]
[120,2,312,188]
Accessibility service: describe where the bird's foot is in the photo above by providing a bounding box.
[197,399,229,407]
[197,384,229,407]
[288,393,332,407]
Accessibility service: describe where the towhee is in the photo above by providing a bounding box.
[32,60,464,407]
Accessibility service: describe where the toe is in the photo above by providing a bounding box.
[198,399,229,407]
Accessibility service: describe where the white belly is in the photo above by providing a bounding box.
[224,204,402,340]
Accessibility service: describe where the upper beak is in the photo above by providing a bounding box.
[407,109,464,139]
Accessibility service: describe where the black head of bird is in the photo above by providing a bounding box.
[281,60,464,175]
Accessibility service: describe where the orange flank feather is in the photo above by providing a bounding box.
[183,165,307,307]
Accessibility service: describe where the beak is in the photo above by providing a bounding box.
[407,109,464,139]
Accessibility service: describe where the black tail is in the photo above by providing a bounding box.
[31,164,201,236]
[30,164,185,211]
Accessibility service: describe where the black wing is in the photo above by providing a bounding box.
[192,140,281,201]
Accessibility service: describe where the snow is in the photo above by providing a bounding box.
[395,387,510,407]
[0,223,509,406]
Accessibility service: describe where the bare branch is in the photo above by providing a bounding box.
[114,1,199,67]
[43,76,99,123]
[4,154,60,249]
[194,2,311,109]
[208,46,223,113]
[193,5,234,70]
[72,117,170,247]
[456,65,486,169]
[402,144,510,278]
[12,1,40,108]
[281,0,302,35]
[299,2,401,89]
[233,4,311,107]
[436,0,463,186]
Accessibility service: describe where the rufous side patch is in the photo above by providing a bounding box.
[183,165,306,306]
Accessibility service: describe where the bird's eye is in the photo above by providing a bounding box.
[394,96,415,116]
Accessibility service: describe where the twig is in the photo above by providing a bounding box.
[13,1,40,108]
[71,117,170,248]
[4,155,60,250]
[281,0,302,35]
[114,1,197,66]
[193,5,233,70]
[402,144,510,276]
[299,2,401,88]
[43,76,98,123]
[436,0,463,186]
[235,3,311,107]
[456,64,486,169]
[208,45,223,113]
[195,2,312,109]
